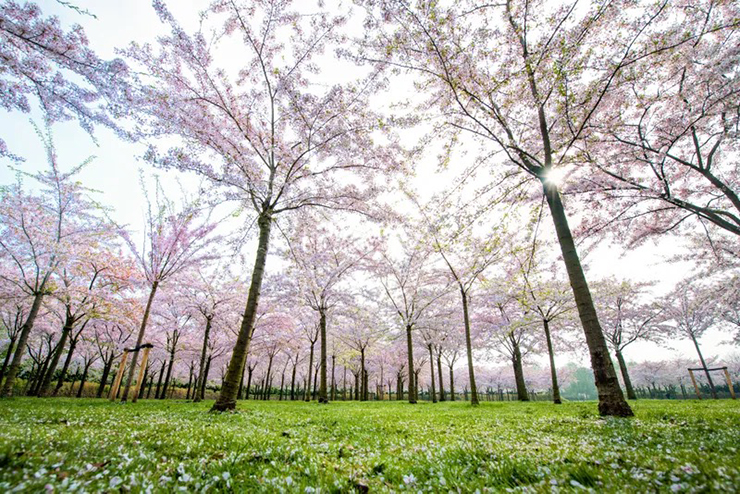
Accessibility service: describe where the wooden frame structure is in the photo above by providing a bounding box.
[108,343,153,402]
[687,366,736,400]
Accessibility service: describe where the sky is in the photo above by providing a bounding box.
[0,0,735,370]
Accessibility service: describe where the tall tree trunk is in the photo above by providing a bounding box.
[428,343,437,403]
[138,364,149,400]
[31,352,51,397]
[511,336,529,401]
[264,354,274,401]
[290,360,297,401]
[354,372,360,400]
[97,355,113,398]
[1,290,45,396]
[543,319,562,404]
[312,363,319,400]
[279,371,285,400]
[691,334,717,399]
[0,336,18,386]
[305,341,315,402]
[200,355,212,400]
[449,365,455,401]
[405,324,416,404]
[461,290,479,405]
[615,349,637,400]
[77,360,93,398]
[437,351,445,402]
[186,363,194,400]
[541,180,632,417]
[360,347,367,402]
[342,366,347,401]
[212,213,272,411]
[194,315,212,403]
[245,366,253,400]
[318,310,328,403]
[161,353,175,400]
[154,360,166,399]
[121,280,159,402]
[38,319,73,397]
[53,337,79,396]
[330,354,336,401]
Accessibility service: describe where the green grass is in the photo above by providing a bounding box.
[0,399,739,492]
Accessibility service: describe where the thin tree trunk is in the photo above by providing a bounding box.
[245,366,253,400]
[318,310,328,403]
[121,280,159,402]
[542,180,632,417]
[511,337,529,401]
[264,354,274,401]
[305,341,315,402]
[53,337,79,396]
[449,365,455,401]
[138,364,149,400]
[77,360,93,398]
[312,364,319,399]
[0,336,18,386]
[461,290,479,405]
[543,319,562,404]
[155,360,166,399]
[360,347,367,402]
[330,354,336,401]
[186,363,194,400]
[194,315,212,403]
[290,360,297,401]
[615,349,637,400]
[97,356,113,398]
[212,213,272,411]
[437,351,445,402]
[161,354,175,400]
[428,343,437,403]
[200,355,212,400]
[405,324,416,404]
[38,319,73,396]
[690,334,717,399]
[1,290,45,396]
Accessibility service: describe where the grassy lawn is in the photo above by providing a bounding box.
[0,399,738,492]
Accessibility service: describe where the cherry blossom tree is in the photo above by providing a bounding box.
[594,278,667,400]
[120,0,396,411]
[663,281,720,398]
[0,133,106,396]
[353,0,708,416]
[119,182,218,403]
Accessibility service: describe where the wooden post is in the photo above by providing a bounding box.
[109,350,130,401]
[723,367,736,400]
[132,345,152,403]
[688,369,702,400]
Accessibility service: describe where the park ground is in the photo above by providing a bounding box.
[0,399,739,492]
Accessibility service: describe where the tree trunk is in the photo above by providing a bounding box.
[155,360,166,399]
[121,280,159,402]
[186,363,194,400]
[264,354,274,401]
[428,343,437,403]
[245,366,253,400]
[360,347,367,402]
[541,180,632,417]
[511,337,529,401]
[0,336,18,387]
[97,355,113,398]
[405,324,416,404]
[200,355,212,400]
[449,365,455,401]
[305,341,315,402]
[38,319,73,397]
[542,319,562,404]
[330,354,336,402]
[615,349,637,400]
[290,360,297,401]
[437,351,445,402]
[212,213,272,411]
[354,372,360,400]
[138,364,149,400]
[53,337,79,396]
[690,333,717,399]
[161,355,175,400]
[461,290,479,405]
[194,315,212,403]
[77,360,93,398]
[312,364,319,400]
[1,290,45,397]
[318,310,328,403]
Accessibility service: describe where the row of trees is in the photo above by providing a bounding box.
[0,0,738,417]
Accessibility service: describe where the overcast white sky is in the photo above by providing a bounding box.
[0,0,734,369]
